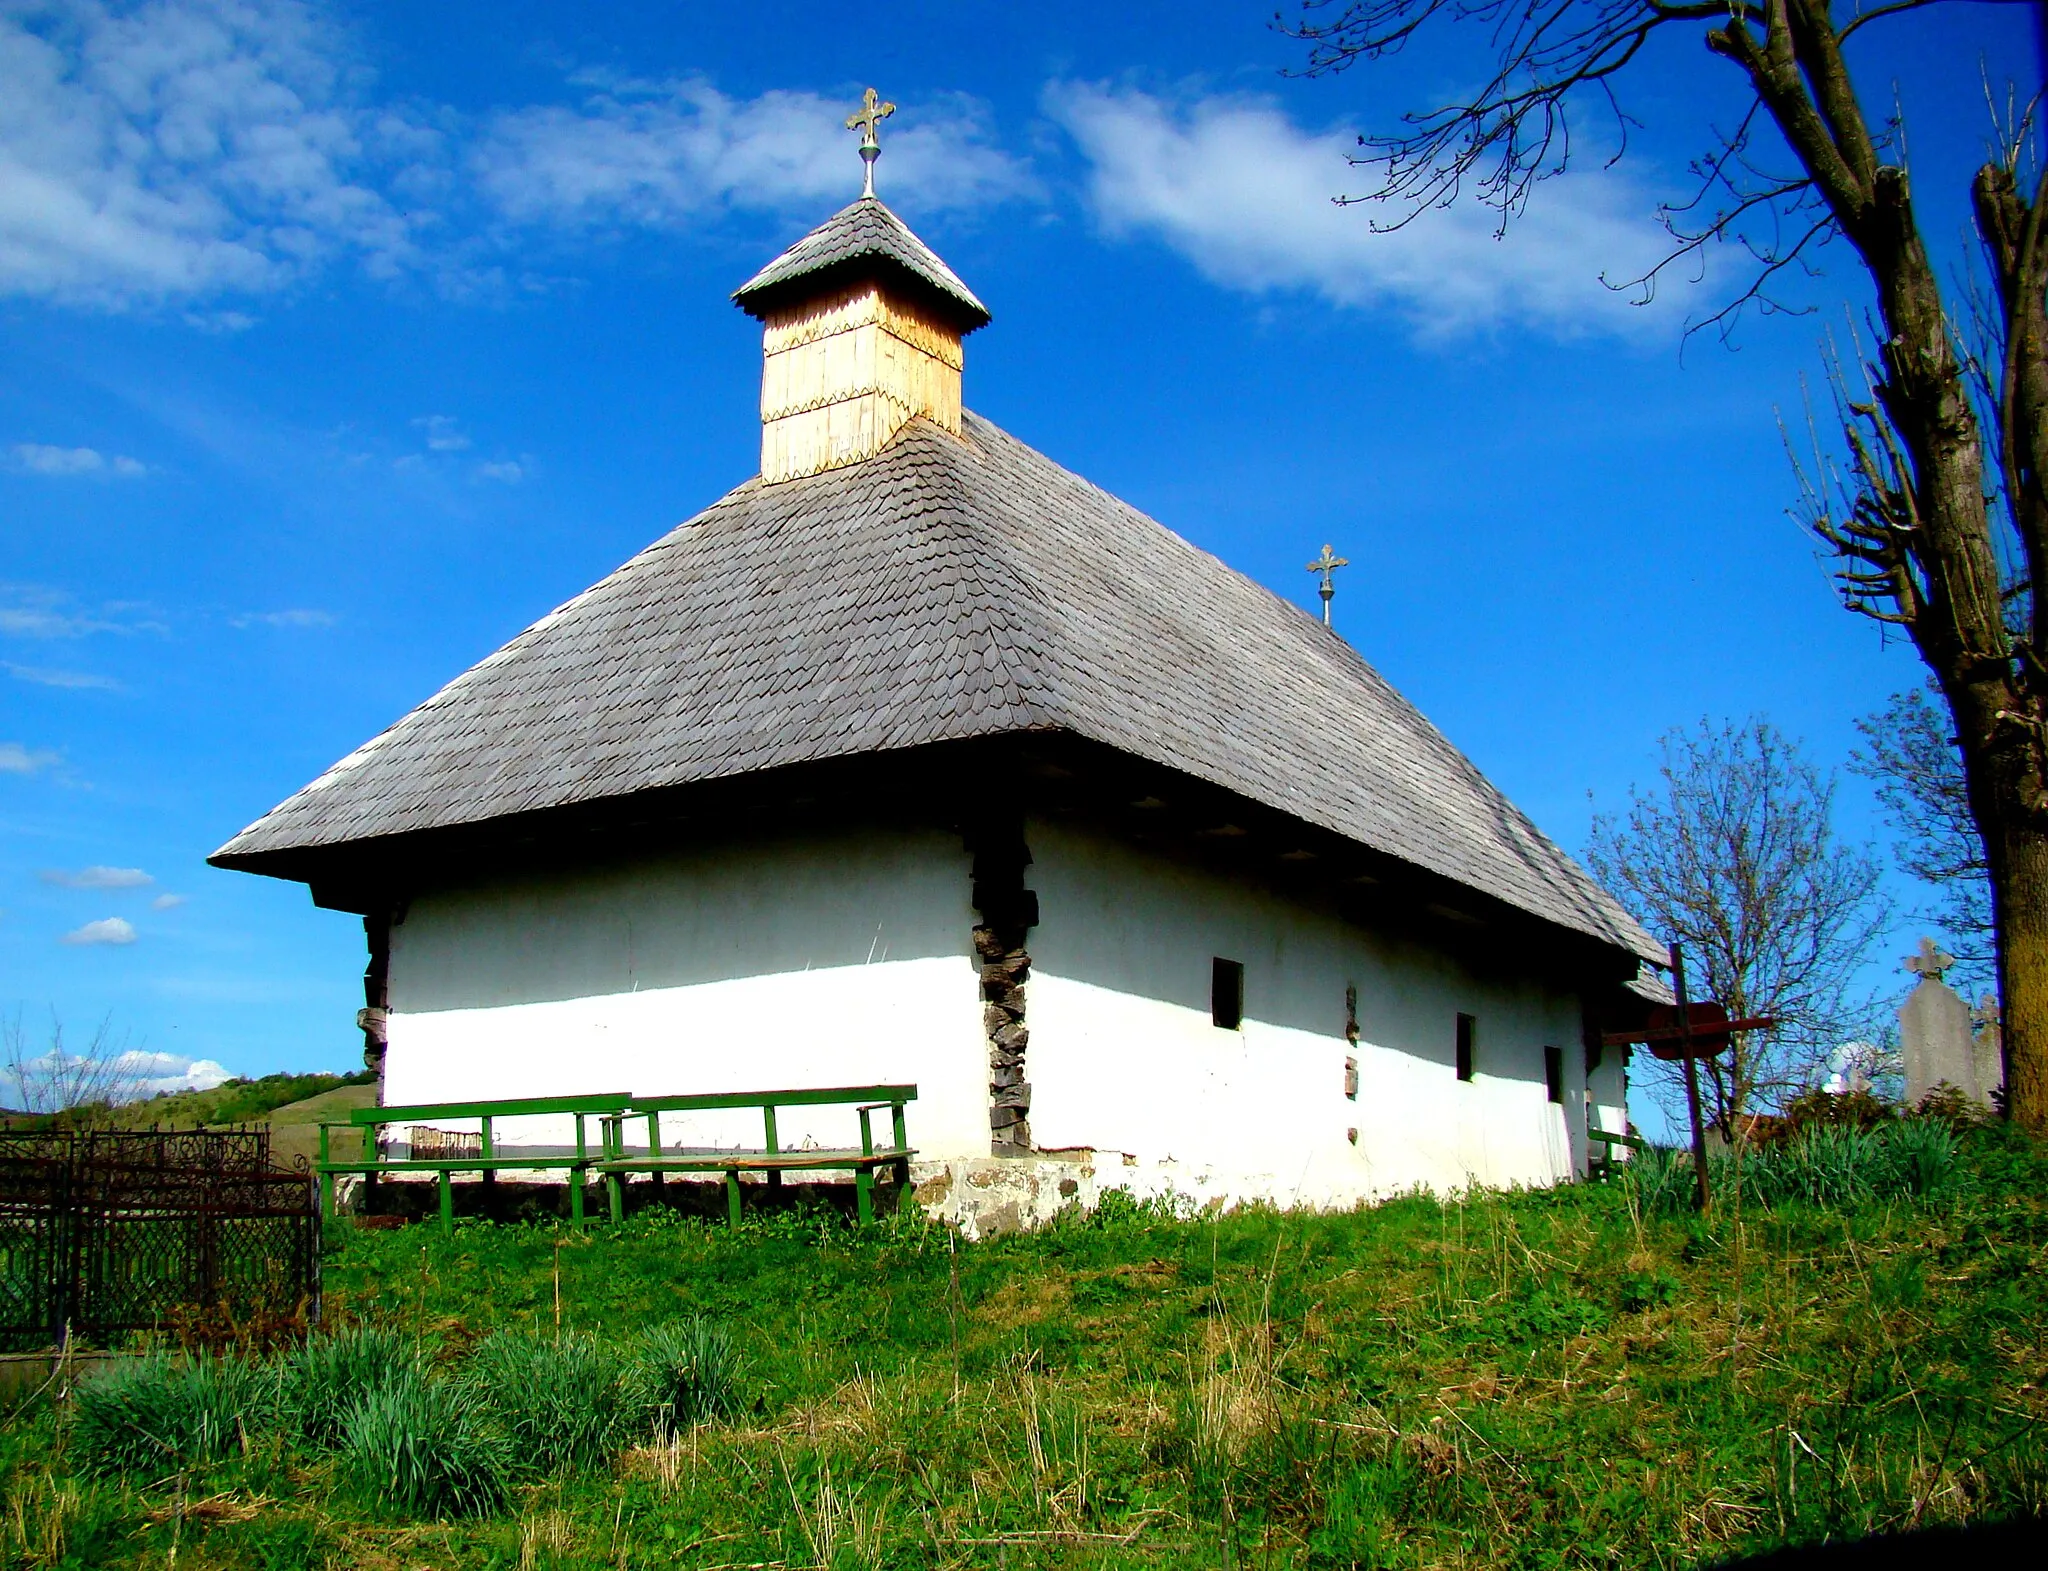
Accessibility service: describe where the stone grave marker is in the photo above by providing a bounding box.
[1900,937,1978,1105]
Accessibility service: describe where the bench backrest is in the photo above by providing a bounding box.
[347,1092,633,1128]
[624,1084,917,1114]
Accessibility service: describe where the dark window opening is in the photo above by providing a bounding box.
[1455,1013,1475,1082]
[1212,958,1244,1030]
[1544,1045,1564,1104]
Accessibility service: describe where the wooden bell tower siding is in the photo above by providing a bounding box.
[212,186,1662,1214]
[736,196,988,485]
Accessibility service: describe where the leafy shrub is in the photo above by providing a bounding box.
[1775,1086,1895,1142]
[466,1330,631,1475]
[1067,1186,1197,1229]
[1912,1083,1995,1127]
[336,1367,510,1518]
[630,1316,745,1437]
[284,1325,422,1449]
[69,1351,265,1476]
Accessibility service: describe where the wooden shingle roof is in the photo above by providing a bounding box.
[732,196,991,331]
[213,412,1657,964]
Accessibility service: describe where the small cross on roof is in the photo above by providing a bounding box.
[1306,543,1348,628]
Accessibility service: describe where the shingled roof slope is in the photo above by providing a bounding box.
[215,413,1657,962]
[733,196,990,329]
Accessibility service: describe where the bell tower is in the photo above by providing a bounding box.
[732,90,991,483]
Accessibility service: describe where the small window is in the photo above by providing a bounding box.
[1455,1013,1475,1082]
[1544,1045,1564,1104]
[1212,958,1244,1030]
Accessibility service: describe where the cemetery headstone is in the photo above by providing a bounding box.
[1900,938,1978,1106]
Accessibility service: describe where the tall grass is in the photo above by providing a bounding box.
[630,1313,746,1436]
[281,1323,420,1449]
[68,1351,265,1476]
[62,1313,744,1515]
[336,1367,511,1518]
[1625,1117,1964,1215]
[467,1329,632,1475]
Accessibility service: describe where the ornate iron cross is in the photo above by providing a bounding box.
[1306,543,1349,627]
[846,87,896,198]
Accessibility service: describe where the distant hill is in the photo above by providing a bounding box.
[2,1070,376,1135]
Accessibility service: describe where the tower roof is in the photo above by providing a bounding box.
[212,411,1659,967]
[732,196,990,332]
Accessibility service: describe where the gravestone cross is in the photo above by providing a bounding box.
[1899,937,1978,1106]
[846,87,896,198]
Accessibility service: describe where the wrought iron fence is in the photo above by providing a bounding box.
[0,1128,319,1350]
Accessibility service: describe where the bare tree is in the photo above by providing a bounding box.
[1586,718,1890,1131]
[1281,0,2048,1130]
[1851,684,1995,982]
[1,1010,138,1123]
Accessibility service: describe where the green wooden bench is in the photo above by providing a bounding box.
[1586,1125,1647,1178]
[594,1084,917,1227]
[316,1084,917,1232]
[316,1091,632,1230]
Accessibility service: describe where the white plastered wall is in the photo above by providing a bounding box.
[382,825,989,1160]
[1023,818,1595,1207]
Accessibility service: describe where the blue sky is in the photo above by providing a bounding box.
[1,0,2038,1113]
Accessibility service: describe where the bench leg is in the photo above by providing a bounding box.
[570,1169,586,1229]
[607,1171,624,1225]
[320,1169,335,1223]
[725,1170,742,1228]
[856,1166,874,1226]
[438,1171,454,1234]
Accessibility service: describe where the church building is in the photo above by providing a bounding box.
[213,100,1661,1229]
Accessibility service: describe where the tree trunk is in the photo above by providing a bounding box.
[1991,814,2048,1128]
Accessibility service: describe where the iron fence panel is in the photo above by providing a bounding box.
[0,1129,318,1349]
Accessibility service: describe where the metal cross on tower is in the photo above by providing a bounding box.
[846,87,896,198]
[1306,543,1349,627]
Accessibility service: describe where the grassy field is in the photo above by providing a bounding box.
[2,1124,2043,1569]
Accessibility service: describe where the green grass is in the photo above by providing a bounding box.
[2,1123,2043,1569]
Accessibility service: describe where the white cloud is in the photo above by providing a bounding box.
[4,661,119,689]
[61,915,137,945]
[110,1049,229,1096]
[231,607,333,628]
[42,864,152,888]
[474,459,523,483]
[7,1044,230,1104]
[0,0,421,309]
[0,585,163,635]
[413,413,469,451]
[1045,83,1681,338]
[183,307,254,331]
[0,742,59,773]
[0,604,102,636]
[3,4,1031,312]
[2,442,147,476]
[151,891,188,909]
[475,79,1032,229]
